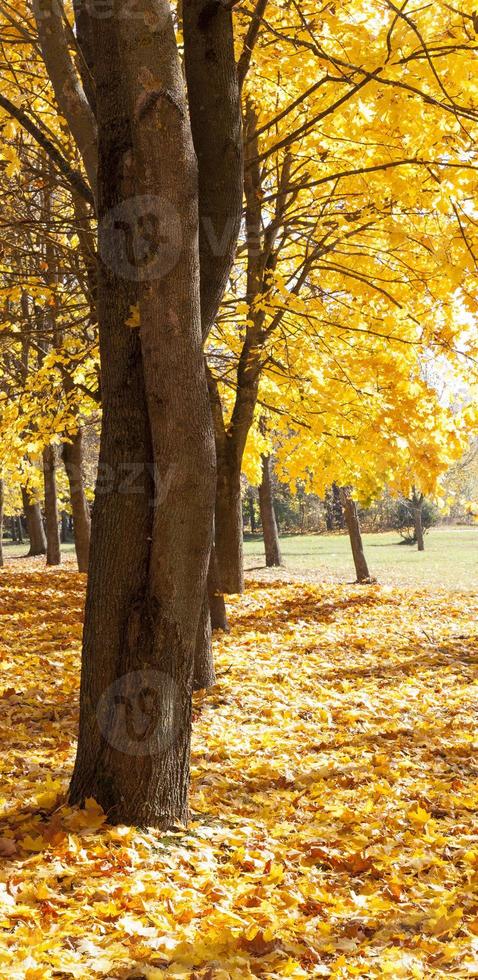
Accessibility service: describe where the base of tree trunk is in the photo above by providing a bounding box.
[22,489,47,557]
[194,592,216,690]
[259,455,282,567]
[43,445,62,566]
[340,487,373,584]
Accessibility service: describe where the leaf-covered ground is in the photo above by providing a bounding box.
[0,561,477,978]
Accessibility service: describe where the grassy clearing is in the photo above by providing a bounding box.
[244,527,478,592]
[2,526,476,591]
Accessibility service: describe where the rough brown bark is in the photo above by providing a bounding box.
[340,488,372,583]
[32,0,97,199]
[208,542,229,632]
[259,454,282,567]
[62,428,91,573]
[69,0,216,828]
[43,445,62,566]
[193,591,215,691]
[206,105,290,595]
[193,542,228,688]
[215,455,244,594]
[21,487,47,557]
[183,0,243,340]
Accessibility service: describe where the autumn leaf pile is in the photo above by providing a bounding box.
[0,562,477,978]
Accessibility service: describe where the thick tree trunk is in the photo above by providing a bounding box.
[43,445,62,566]
[259,454,282,567]
[69,0,216,828]
[215,457,244,594]
[62,428,91,573]
[413,502,425,551]
[0,479,4,567]
[21,487,47,556]
[340,488,372,584]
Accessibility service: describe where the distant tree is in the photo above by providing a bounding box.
[393,494,437,549]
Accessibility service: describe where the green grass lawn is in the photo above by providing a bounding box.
[3,527,476,592]
[1,540,76,560]
[244,526,478,591]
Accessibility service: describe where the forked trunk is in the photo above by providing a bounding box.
[43,445,61,566]
[21,487,47,556]
[215,457,244,594]
[69,0,215,828]
[259,454,281,567]
[62,428,91,573]
[340,488,372,584]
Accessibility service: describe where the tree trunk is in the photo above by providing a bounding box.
[208,542,229,632]
[248,489,256,533]
[17,516,24,544]
[193,591,215,691]
[259,454,282,567]
[340,488,372,584]
[215,457,244,594]
[43,445,62,566]
[62,428,91,573]
[21,487,47,556]
[413,502,425,551]
[193,544,229,689]
[69,0,216,828]
[60,510,70,543]
[0,479,4,567]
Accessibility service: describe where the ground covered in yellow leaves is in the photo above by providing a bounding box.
[0,562,477,978]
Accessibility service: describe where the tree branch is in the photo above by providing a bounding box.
[0,93,94,207]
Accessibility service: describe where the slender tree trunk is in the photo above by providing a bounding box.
[413,502,425,551]
[208,542,229,632]
[62,428,91,573]
[17,516,24,544]
[69,0,216,828]
[0,479,4,567]
[248,489,256,533]
[193,591,214,691]
[10,516,18,543]
[21,487,47,556]
[193,545,227,689]
[259,454,282,567]
[60,511,70,543]
[43,445,61,566]
[340,488,372,583]
[215,455,244,594]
